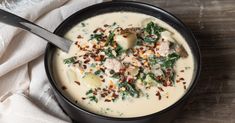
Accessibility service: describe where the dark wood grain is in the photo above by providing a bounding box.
[105,0,235,122]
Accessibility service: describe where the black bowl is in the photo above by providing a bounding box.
[45,1,201,123]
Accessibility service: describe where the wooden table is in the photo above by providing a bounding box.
[105,0,235,123]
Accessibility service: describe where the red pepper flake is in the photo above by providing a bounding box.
[167,68,171,72]
[112,93,119,98]
[176,80,180,83]
[100,75,104,78]
[82,97,86,100]
[141,62,144,66]
[95,56,102,61]
[104,93,109,96]
[103,88,108,91]
[156,76,162,81]
[156,91,161,100]
[156,91,160,96]
[93,28,105,33]
[145,86,151,89]
[93,91,97,95]
[75,41,78,45]
[128,78,134,83]
[107,90,112,94]
[102,79,105,82]
[103,36,108,39]
[184,85,187,90]
[101,93,106,97]
[75,100,78,103]
[83,55,88,59]
[74,81,80,85]
[100,55,105,60]
[183,82,186,85]
[166,71,171,75]
[159,95,162,100]
[94,50,99,54]
[119,68,126,74]
[83,65,87,69]
[123,35,128,38]
[180,70,184,72]
[109,85,114,89]
[77,35,83,39]
[140,47,144,50]
[179,78,185,81]
[100,68,105,72]
[163,82,167,87]
[105,99,111,102]
[84,59,90,64]
[73,61,79,64]
[61,86,67,90]
[104,24,109,27]
[158,87,164,92]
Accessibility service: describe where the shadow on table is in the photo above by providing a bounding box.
[174,29,235,123]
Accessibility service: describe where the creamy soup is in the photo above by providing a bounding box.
[53,12,194,118]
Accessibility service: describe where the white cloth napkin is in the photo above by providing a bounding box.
[0,0,103,122]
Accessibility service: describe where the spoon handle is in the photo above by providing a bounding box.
[0,9,72,52]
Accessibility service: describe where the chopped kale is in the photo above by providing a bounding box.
[106,31,115,46]
[136,68,145,81]
[112,22,117,26]
[118,81,139,98]
[161,53,180,69]
[114,44,124,56]
[103,47,115,58]
[145,21,165,35]
[148,72,156,80]
[90,33,104,41]
[63,56,76,64]
[148,55,158,65]
[88,96,98,103]
[170,71,176,84]
[111,73,121,79]
[136,36,143,45]
[85,89,98,103]
[94,70,102,75]
[81,22,86,27]
[143,35,158,43]
[143,21,166,43]
[147,72,162,84]
[86,89,93,95]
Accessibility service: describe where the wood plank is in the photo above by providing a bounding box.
[105,0,235,122]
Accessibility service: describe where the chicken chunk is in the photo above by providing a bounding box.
[158,41,170,56]
[103,58,123,72]
[114,32,137,50]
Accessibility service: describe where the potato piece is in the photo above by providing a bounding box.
[81,73,102,88]
[127,67,139,77]
[161,31,175,42]
[114,32,137,50]
[66,69,78,82]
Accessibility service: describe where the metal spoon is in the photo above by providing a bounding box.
[0,9,73,53]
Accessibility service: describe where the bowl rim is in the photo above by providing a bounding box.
[44,1,201,121]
